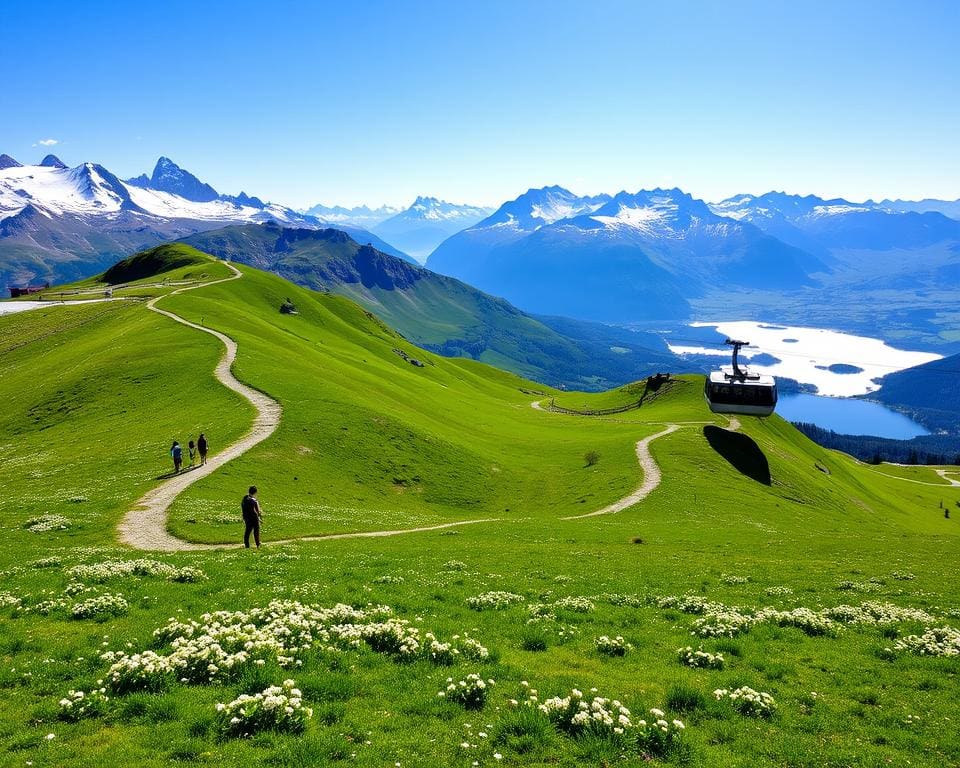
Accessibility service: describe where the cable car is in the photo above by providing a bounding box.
[704,339,777,417]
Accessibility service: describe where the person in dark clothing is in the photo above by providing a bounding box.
[242,486,262,548]
[197,433,208,466]
[188,440,196,467]
[171,441,183,474]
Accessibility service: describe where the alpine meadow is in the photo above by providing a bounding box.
[3,3,960,767]
[0,246,957,766]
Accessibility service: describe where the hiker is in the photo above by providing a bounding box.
[170,441,183,474]
[197,433,208,466]
[188,440,196,467]
[242,485,263,549]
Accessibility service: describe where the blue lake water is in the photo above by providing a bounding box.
[777,394,929,439]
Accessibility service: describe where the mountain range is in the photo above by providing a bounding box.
[427,186,824,322]
[4,150,959,352]
[0,155,410,289]
[427,185,960,334]
[305,197,493,262]
[301,203,401,229]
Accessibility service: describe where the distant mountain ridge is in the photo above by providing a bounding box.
[302,203,402,229]
[874,197,960,220]
[0,154,411,288]
[370,197,493,262]
[428,185,821,322]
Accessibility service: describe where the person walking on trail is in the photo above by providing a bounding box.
[197,433,208,466]
[170,441,183,474]
[242,486,263,549]
[188,440,197,467]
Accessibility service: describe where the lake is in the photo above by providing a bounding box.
[776,393,929,439]
[668,320,941,397]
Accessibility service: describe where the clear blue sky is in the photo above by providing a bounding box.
[3,0,958,208]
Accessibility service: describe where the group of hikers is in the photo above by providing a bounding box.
[169,433,208,474]
[165,436,264,548]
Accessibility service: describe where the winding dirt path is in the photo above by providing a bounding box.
[562,424,680,520]
[860,466,960,488]
[119,267,493,552]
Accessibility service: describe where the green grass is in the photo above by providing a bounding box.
[0,255,957,767]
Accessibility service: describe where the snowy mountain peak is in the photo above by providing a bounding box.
[479,186,611,231]
[40,154,67,169]
[0,154,23,170]
[126,157,220,203]
[393,197,490,222]
[710,191,872,223]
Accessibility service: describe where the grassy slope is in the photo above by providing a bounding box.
[0,258,957,767]
[179,224,677,390]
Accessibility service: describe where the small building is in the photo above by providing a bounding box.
[9,283,49,298]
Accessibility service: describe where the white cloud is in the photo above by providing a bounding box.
[33,138,59,147]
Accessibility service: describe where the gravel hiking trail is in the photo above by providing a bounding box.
[530,396,741,520]
[562,424,680,520]
[119,265,494,551]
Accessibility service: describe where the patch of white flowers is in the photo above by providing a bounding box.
[438,674,494,709]
[58,687,109,720]
[0,591,22,609]
[67,559,206,583]
[101,601,487,694]
[664,594,936,638]
[822,601,935,626]
[525,685,684,755]
[657,594,724,615]
[372,575,405,584]
[425,633,491,664]
[595,635,632,656]
[891,571,917,581]
[692,608,755,637]
[893,627,960,657]
[764,586,794,597]
[721,574,750,585]
[554,596,594,613]
[442,560,467,571]
[216,679,312,737]
[71,593,129,620]
[467,591,524,610]
[24,514,70,533]
[754,607,839,637]
[29,556,62,569]
[714,686,776,717]
[677,646,724,669]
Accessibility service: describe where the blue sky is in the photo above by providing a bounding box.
[3,0,958,208]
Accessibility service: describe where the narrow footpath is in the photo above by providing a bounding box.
[119,266,493,552]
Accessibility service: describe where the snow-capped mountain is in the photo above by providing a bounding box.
[372,197,493,262]
[473,185,610,233]
[127,156,219,202]
[428,186,820,322]
[710,191,960,253]
[0,154,411,288]
[301,203,401,229]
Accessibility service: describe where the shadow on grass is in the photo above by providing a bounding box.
[154,465,201,480]
[703,425,771,485]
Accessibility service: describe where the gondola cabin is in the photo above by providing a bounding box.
[704,369,778,417]
[704,338,778,417]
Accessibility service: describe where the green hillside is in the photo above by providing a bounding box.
[0,252,958,767]
[179,223,679,390]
